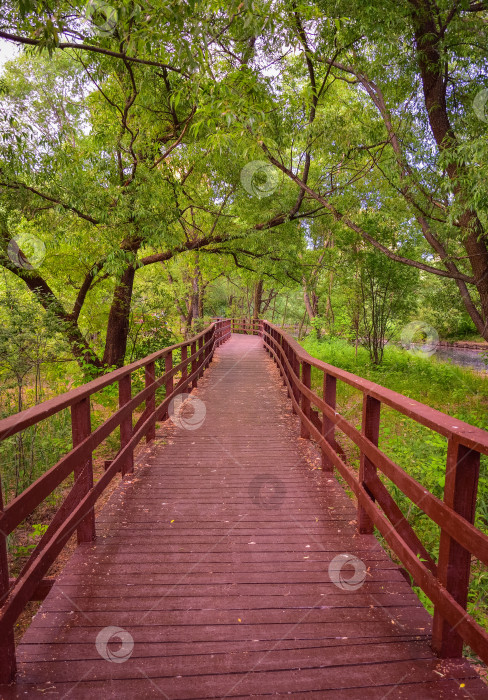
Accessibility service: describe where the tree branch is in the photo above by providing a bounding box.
[0,31,189,76]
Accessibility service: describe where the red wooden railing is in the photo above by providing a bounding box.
[0,319,231,682]
[235,319,488,665]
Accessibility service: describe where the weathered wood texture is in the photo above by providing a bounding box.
[2,335,486,698]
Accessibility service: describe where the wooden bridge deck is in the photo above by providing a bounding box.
[3,335,487,698]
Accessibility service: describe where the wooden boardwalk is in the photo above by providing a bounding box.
[3,335,487,698]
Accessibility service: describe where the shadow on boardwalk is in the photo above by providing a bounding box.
[2,335,486,698]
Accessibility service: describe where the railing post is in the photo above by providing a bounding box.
[357,394,381,534]
[292,351,300,414]
[322,373,337,472]
[203,331,209,364]
[275,331,283,378]
[198,336,204,378]
[165,351,173,417]
[191,340,198,388]
[181,345,188,383]
[281,336,289,386]
[206,328,213,363]
[119,373,133,475]
[287,343,295,410]
[300,361,311,439]
[0,478,16,683]
[70,397,96,544]
[145,361,156,442]
[432,440,480,658]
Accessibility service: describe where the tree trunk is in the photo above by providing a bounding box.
[412,6,488,338]
[253,279,263,319]
[102,265,136,368]
[198,287,204,318]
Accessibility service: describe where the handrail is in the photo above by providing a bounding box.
[0,319,232,682]
[0,325,216,443]
[235,318,488,666]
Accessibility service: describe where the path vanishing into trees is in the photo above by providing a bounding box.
[1,326,488,697]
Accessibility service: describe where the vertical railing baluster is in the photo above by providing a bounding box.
[300,361,311,439]
[293,354,301,411]
[287,341,294,403]
[181,345,188,384]
[119,373,133,476]
[191,340,198,389]
[145,361,156,442]
[204,330,209,364]
[321,373,337,472]
[198,336,204,379]
[432,440,480,658]
[0,478,16,683]
[71,397,96,543]
[208,327,215,362]
[282,339,290,396]
[276,330,283,378]
[165,351,173,416]
[358,394,381,534]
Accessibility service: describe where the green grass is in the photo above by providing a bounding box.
[301,335,488,633]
